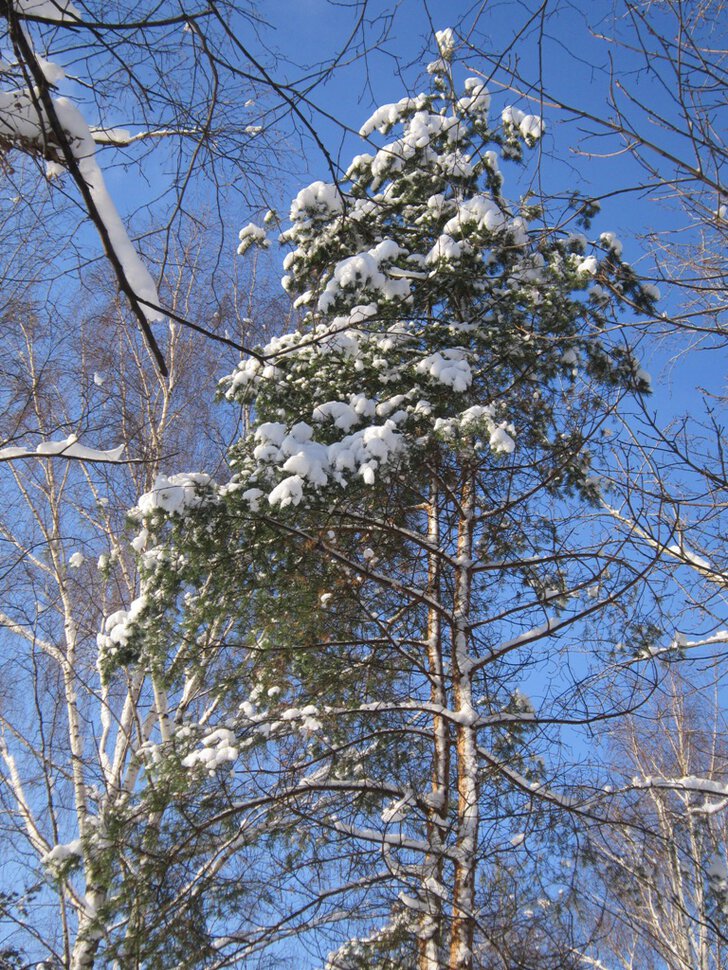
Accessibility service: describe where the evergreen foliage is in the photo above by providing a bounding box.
[95,36,663,968]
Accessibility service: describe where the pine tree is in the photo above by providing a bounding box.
[114,29,662,968]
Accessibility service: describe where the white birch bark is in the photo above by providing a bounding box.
[418,479,450,970]
[449,474,478,970]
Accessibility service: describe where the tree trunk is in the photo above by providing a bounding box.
[449,476,478,970]
[419,480,450,970]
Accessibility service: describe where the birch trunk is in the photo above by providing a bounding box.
[449,475,478,970]
[418,479,450,970]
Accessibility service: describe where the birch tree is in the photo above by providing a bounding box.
[578,672,728,970]
[0,230,283,966]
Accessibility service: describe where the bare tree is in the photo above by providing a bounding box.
[577,671,728,970]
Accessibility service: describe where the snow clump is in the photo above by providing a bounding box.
[238,223,269,255]
[415,349,473,392]
[42,839,83,875]
[181,728,239,772]
[502,106,545,143]
[290,181,343,224]
[97,595,148,664]
[135,472,212,518]
[576,256,598,276]
[435,28,456,59]
[600,232,623,257]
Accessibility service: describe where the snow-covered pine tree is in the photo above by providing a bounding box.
[113,28,662,969]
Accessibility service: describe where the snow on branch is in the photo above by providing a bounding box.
[0,8,168,374]
[0,435,125,463]
[52,99,164,322]
[89,125,204,146]
[604,503,728,589]
[636,629,728,661]
[13,0,81,23]
[631,774,728,815]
